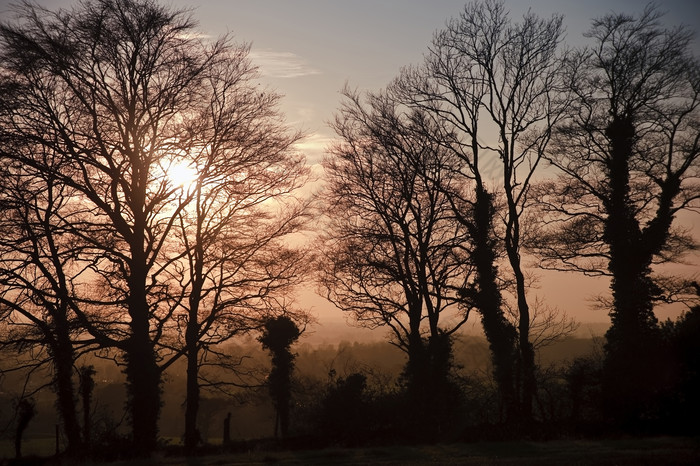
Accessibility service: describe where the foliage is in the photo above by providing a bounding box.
[259,316,301,438]
[534,4,700,424]
[13,397,35,459]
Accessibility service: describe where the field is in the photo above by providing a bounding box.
[2,436,699,465]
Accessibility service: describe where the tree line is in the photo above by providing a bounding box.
[0,0,698,460]
[321,0,699,434]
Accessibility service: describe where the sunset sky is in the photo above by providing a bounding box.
[1,0,698,331]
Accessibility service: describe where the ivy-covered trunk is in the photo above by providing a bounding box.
[51,316,82,455]
[465,186,518,421]
[603,116,662,423]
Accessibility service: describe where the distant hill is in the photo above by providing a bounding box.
[301,320,610,346]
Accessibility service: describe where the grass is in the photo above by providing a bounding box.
[2,436,698,465]
[0,436,58,459]
[184,437,699,465]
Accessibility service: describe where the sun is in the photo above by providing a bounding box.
[168,160,199,191]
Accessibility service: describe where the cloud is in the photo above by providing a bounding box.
[294,132,332,164]
[250,50,321,78]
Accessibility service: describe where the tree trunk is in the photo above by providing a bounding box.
[125,332,160,456]
[14,399,35,460]
[405,309,428,392]
[513,262,535,422]
[52,334,82,455]
[506,225,535,422]
[223,413,231,445]
[467,186,518,421]
[125,263,160,456]
[124,177,161,456]
[184,267,204,452]
[603,116,661,423]
[184,328,200,452]
[79,366,95,449]
[51,311,82,455]
[502,135,536,423]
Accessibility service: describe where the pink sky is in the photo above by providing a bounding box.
[2,0,698,330]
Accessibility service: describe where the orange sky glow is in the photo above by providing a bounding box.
[1,0,698,334]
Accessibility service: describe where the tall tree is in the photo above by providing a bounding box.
[394,0,568,421]
[320,87,473,408]
[0,153,89,455]
[0,1,197,452]
[535,5,700,423]
[155,47,310,450]
[0,0,309,454]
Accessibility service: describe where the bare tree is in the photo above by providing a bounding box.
[0,0,310,454]
[320,87,472,407]
[152,47,311,450]
[0,153,93,455]
[534,5,700,422]
[394,0,569,421]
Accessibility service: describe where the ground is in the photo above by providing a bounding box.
[3,436,697,465]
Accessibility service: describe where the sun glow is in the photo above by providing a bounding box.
[168,160,199,191]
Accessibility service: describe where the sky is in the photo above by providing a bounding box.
[1,0,699,332]
[166,0,700,167]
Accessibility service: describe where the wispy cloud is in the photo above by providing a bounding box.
[294,132,332,164]
[250,50,321,78]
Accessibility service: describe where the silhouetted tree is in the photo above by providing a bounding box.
[320,86,473,410]
[222,412,231,445]
[535,5,700,424]
[146,37,310,454]
[0,157,88,455]
[0,0,309,455]
[259,315,301,438]
[455,187,519,422]
[0,0,193,452]
[658,297,700,432]
[400,331,464,438]
[564,354,604,425]
[14,397,35,459]
[393,0,569,421]
[317,372,369,444]
[79,365,96,447]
